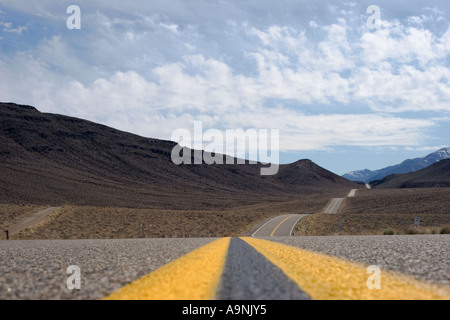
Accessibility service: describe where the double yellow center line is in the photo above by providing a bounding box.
[104,237,450,300]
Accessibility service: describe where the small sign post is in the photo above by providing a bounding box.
[339,218,342,234]
[414,217,420,228]
[141,223,145,238]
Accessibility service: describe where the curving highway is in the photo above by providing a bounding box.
[252,214,308,237]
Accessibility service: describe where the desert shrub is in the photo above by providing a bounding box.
[383,229,395,235]
[407,228,420,235]
[440,227,450,234]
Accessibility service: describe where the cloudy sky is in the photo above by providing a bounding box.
[0,0,449,174]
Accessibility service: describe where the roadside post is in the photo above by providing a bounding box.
[414,217,420,228]
[141,223,145,238]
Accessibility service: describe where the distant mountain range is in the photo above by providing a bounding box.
[343,147,450,183]
[370,158,450,188]
[0,102,357,208]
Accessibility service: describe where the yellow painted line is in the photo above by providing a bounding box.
[324,199,333,213]
[329,199,340,213]
[104,238,230,300]
[327,198,342,214]
[324,199,336,213]
[270,215,294,237]
[242,237,450,300]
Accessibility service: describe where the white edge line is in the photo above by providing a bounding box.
[289,214,308,237]
[252,215,286,237]
[323,200,332,214]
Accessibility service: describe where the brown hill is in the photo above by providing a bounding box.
[371,158,450,188]
[0,102,358,208]
[276,159,357,188]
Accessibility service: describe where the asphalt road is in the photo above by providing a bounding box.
[269,235,450,288]
[0,238,216,300]
[1,235,449,299]
[322,189,357,214]
[252,214,308,237]
[323,198,344,214]
[217,238,310,300]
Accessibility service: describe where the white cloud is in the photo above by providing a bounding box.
[0,53,436,151]
[359,22,449,67]
[405,145,448,152]
[0,21,27,34]
[221,110,434,151]
[0,1,449,153]
[343,2,357,7]
[309,21,318,28]
[160,23,179,34]
[246,20,450,112]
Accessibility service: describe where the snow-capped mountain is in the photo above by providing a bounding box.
[423,147,450,164]
[342,169,374,182]
[342,147,450,183]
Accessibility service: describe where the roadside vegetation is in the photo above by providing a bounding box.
[1,195,331,239]
[293,188,450,236]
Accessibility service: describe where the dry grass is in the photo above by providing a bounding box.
[294,188,450,236]
[7,195,331,239]
[6,188,449,239]
[0,204,48,233]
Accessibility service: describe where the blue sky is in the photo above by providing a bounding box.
[0,0,449,175]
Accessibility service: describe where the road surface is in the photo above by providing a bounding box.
[323,198,344,214]
[252,214,308,237]
[322,189,357,214]
[1,235,449,300]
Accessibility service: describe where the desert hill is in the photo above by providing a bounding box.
[0,102,358,209]
[343,147,450,183]
[371,158,450,188]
